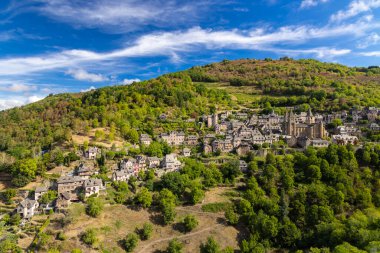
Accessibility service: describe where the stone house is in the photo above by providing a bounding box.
[182,148,191,157]
[146,157,160,168]
[160,131,185,146]
[57,176,85,195]
[112,170,133,182]
[56,192,71,210]
[161,154,182,171]
[140,134,152,146]
[76,163,97,179]
[186,135,198,146]
[34,186,48,201]
[17,199,39,219]
[86,147,99,159]
[84,179,104,197]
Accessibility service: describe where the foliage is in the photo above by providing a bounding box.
[201,202,233,213]
[39,190,58,204]
[182,214,198,232]
[1,188,17,204]
[123,233,139,253]
[138,222,153,240]
[167,238,184,253]
[81,229,97,246]
[134,187,152,208]
[200,237,221,253]
[86,197,103,217]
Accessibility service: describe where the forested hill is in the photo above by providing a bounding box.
[0,58,379,156]
[186,58,380,110]
[0,72,230,157]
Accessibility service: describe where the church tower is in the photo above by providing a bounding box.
[306,108,315,124]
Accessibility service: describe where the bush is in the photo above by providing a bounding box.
[200,237,220,253]
[139,222,153,240]
[81,229,97,246]
[167,238,184,253]
[123,233,139,252]
[182,214,198,232]
[86,197,103,217]
[201,202,232,213]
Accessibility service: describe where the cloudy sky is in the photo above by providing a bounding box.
[0,0,379,110]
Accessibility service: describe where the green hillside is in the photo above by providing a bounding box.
[0,58,379,156]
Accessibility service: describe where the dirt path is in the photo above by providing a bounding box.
[137,224,223,253]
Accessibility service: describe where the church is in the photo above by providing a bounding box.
[284,109,327,139]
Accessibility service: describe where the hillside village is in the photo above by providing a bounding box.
[8,106,379,222]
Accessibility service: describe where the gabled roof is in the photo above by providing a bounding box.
[19,199,38,209]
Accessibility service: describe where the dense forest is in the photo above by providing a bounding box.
[0,72,230,158]
[186,58,380,111]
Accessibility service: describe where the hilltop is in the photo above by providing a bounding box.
[0,58,379,156]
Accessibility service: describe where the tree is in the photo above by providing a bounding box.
[305,165,322,182]
[139,222,153,240]
[123,233,139,252]
[134,187,152,208]
[279,217,301,248]
[39,190,58,205]
[126,129,139,144]
[10,158,38,186]
[86,197,103,217]
[81,229,97,246]
[182,214,198,232]
[1,188,17,204]
[158,189,177,225]
[220,160,241,184]
[225,207,239,225]
[167,238,184,253]
[188,185,204,204]
[200,237,221,253]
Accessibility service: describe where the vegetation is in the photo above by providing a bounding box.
[81,229,97,246]
[86,197,103,217]
[182,214,198,232]
[123,233,139,252]
[167,238,184,253]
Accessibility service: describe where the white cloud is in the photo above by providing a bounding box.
[0,95,45,111]
[80,86,96,92]
[122,78,141,85]
[330,0,380,22]
[27,95,44,103]
[67,69,108,82]
[13,0,211,33]
[0,83,37,92]
[269,47,351,58]
[0,20,376,77]
[300,0,329,9]
[357,32,380,48]
[360,51,380,56]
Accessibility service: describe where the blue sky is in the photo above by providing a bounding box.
[0,0,379,110]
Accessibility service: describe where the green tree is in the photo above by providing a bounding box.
[200,237,221,253]
[225,207,239,225]
[1,188,17,204]
[134,187,152,208]
[81,229,97,246]
[139,222,153,240]
[123,233,139,253]
[86,197,103,217]
[182,214,198,232]
[39,190,58,205]
[167,238,184,253]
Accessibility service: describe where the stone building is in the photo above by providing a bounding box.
[284,109,327,139]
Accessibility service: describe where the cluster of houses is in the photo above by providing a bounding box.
[13,106,380,222]
[16,162,105,221]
